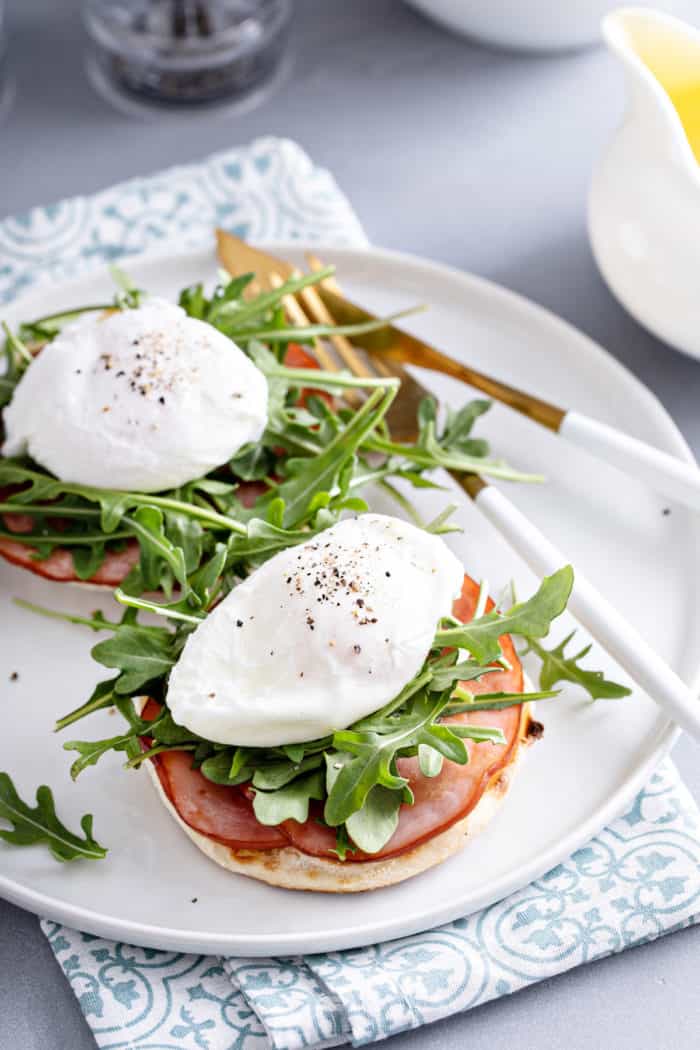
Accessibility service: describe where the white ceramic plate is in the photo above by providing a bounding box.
[0,243,697,956]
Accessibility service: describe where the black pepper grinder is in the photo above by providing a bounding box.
[83,0,291,112]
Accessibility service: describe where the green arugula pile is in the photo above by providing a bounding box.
[0,266,531,599]
[27,566,574,859]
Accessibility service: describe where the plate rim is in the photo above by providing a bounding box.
[0,238,694,955]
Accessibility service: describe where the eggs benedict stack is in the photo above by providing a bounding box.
[134,515,545,892]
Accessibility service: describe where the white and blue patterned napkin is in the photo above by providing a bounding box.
[41,763,700,1049]
[3,137,700,1049]
[0,136,366,305]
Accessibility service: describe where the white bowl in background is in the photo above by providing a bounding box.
[404,0,697,51]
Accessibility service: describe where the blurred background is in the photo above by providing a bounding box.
[2,3,700,1050]
[1,0,699,424]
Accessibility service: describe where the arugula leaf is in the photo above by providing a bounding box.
[428,661,502,692]
[215,268,335,332]
[444,689,561,713]
[331,824,358,861]
[524,630,632,701]
[0,463,247,536]
[55,678,118,732]
[252,770,325,826]
[2,322,33,368]
[192,272,255,324]
[14,598,121,634]
[368,396,542,484]
[200,749,252,786]
[127,506,189,593]
[282,743,306,764]
[178,282,207,319]
[63,732,137,780]
[1,323,32,406]
[62,701,198,779]
[440,398,492,454]
[115,540,229,623]
[346,785,402,854]
[114,590,204,625]
[325,753,402,854]
[110,265,143,310]
[251,755,323,790]
[0,773,107,861]
[224,518,312,565]
[164,511,205,575]
[91,626,177,694]
[229,442,276,482]
[418,744,443,777]
[436,566,574,664]
[325,693,454,826]
[253,385,397,528]
[17,304,112,345]
[70,543,107,581]
[148,710,201,747]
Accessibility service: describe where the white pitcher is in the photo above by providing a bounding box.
[589,8,700,359]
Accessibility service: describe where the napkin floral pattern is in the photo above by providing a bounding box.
[42,762,700,1049]
[3,136,699,1048]
[0,135,366,306]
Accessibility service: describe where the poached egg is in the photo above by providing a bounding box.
[167,514,465,747]
[2,300,268,492]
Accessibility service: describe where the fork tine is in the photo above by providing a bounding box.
[269,271,363,408]
[298,283,376,380]
[268,272,338,375]
[305,252,340,291]
[304,254,399,384]
[304,254,427,441]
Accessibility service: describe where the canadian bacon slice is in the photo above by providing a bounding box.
[141,699,288,850]
[153,750,289,850]
[0,536,141,585]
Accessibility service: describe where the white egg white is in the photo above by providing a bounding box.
[166,514,465,747]
[2,300,268,492]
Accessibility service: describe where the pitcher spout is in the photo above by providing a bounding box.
[603,7,700,167]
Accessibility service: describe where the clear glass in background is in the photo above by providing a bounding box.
[0,0,15,124]
[83,0,291,117]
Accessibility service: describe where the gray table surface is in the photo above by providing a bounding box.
[2,1,699,1047]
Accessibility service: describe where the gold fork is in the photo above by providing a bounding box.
[216,231,700,743]
[217,229,700,516]
[218,231,427,442]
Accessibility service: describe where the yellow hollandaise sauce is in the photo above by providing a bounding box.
[630,25,700,164]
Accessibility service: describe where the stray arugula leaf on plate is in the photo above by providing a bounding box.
[0,772,107,862]
[523,630,632,701]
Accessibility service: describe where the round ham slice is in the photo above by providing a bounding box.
[141,698,288,849]
[142,574,526,862]
[0,344,321,585]
[0,483,141,584]
[0,536,141,585]
[152,749,289,850]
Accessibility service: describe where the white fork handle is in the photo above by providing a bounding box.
[473,484,700,742]
[560,411,700,511]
